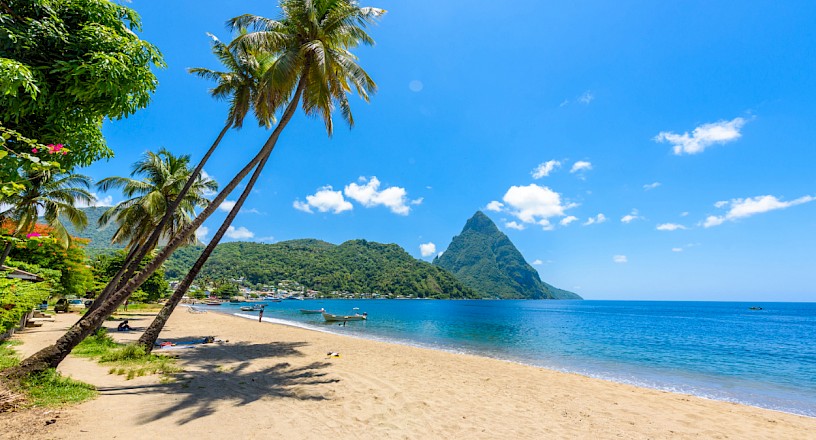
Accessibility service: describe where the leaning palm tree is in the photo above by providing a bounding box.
[97,148,217,251]
[0,170,94,266]
[89,35,278,309]
[137,0,384,351]
[6,0,384,376]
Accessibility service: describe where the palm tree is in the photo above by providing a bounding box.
[137,0,384,351]
[6,0,384,376]
[90,35,277,309]
[97,148,217,250]
[0,170,94,266]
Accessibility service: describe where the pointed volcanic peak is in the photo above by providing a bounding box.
[434,211,581,300]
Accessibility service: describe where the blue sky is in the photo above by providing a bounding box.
[84,1,816,301]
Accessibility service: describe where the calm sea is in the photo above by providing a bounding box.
[204,299,816,417]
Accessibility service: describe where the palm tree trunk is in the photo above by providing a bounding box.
[86,123,231,316]
[0,241,11,267]
[138,147,273,351]
[3,79,306,378]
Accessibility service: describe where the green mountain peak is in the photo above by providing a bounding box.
[434,211,581,300]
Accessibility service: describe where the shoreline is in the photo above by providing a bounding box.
[230,308,813,419]
[6,308,815,439]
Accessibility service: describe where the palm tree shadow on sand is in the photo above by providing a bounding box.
[94,341,339,425]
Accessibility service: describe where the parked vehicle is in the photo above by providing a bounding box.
[54,298,69,313]
[67,299,85,311]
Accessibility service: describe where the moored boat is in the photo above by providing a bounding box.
[240,305,265,312]
[299,308,325,314]
[322,311,367,322]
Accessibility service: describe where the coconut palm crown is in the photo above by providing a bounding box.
[97,148,218,250]
[229,0,385,135]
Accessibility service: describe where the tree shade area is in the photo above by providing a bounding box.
[165,239,479,299]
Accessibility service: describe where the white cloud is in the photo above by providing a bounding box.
[419,242,436,257]
[410,197,424,206]
[578,90,594,104]
[75,192,112,208]
[672,247,684,252]
[255,236,275,243]
[643,182,661,191]
[703,194,815,228]
[218,200,236,212]
[560,216,578,226]
[532,259,544,265]
[501,184,573,225]
[486,201,504,212]
[194,226,209,242]
[531,160,561,179]
[570,161,593,173]
[225,225,254,240]
[613,255,628,264]
[344,176,414,215]
[583,213,606,226]
[655,117,747,155]
[680,211,689,217]
[294,186,353,214]
[504,221,525,231]
[656,223,687,231]
[408,80,423,92]
[621,209,641,224]
[714,200,729,208]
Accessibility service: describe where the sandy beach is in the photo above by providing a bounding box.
[2,308,814,439]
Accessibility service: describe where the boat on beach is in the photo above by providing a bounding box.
[322,311,367,322]
[204,301,221,306]
[299,308,325,314]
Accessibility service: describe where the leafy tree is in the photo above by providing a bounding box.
[90,251,167,302]
[0,0,165,168]
[0,170,93,266]
[213,283,238,299]
[97,148,217,250]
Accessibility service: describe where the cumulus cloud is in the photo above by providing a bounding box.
[294,186,353,214]
[655,117,747,155]
[656,223,687,231]
[344,176,416,215]
[613,255,628,264]
[486,201,504,212]
[501,184,573,226]
[75,192,112,208]
[219,200,236,212]
[578,90,594,104]
[643,182,661,191]
[194,226,209,242]
[621,209,641,224]
[531,160,561,179]
[419,242,436,257]
[703,194,815,228]
[532,259,544,265]
[570,161,592,173]
[504,221,525,231]
[672,247,683,252]
[583,213,606,226]
[226,225,254,239]
[560,216,578,226]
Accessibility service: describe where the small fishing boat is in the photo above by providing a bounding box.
[240,305,264,312]
[204,301,221,306]
[299,308,325,315]
[322,311,367,322]
[263,296,282,302]
[748,306,763,310]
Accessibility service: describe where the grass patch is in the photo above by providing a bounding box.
[121,303,163,312]
[74,330,180,380]
[1,341,96,410]
[20,369,97,406]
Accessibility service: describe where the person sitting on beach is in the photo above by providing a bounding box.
[117,320,132,332]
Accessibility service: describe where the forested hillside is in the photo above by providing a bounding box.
[165,239,480,299]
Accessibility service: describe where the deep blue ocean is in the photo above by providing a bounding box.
[203,299,816,417]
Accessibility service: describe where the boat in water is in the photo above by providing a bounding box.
[322,311,367,322]
[204,301,221,306]
[240,305,265,312]
[299,308,325,315]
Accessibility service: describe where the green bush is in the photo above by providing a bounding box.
[0,276,50,335]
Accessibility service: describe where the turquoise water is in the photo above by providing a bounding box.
[204,299,816,417]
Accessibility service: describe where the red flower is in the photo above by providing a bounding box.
[26,232,41,239]
[32,148,38,153]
